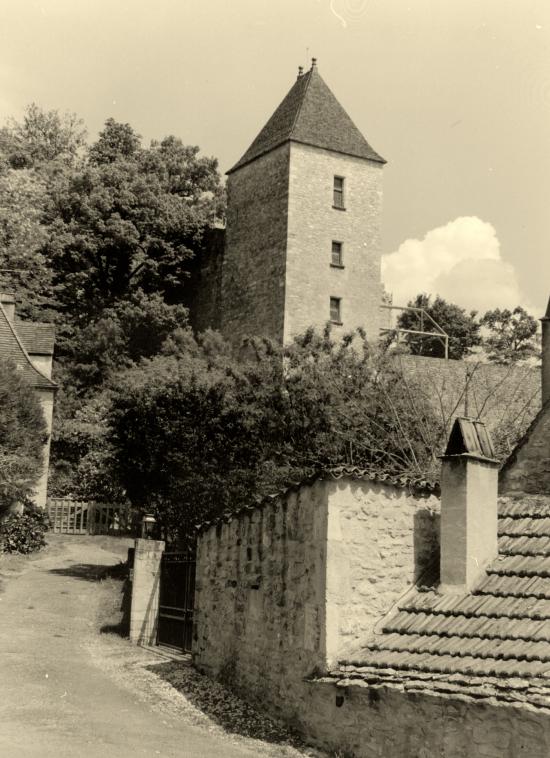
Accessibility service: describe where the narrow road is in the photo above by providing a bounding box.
[0,535,260,758]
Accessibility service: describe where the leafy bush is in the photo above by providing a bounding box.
[0,502,50,554]
[108,326,442,544]
[0,359,48,514]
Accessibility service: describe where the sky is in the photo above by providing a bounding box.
[0,0,549,315]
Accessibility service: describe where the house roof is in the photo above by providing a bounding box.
[227,63,386,174]
[14,321,55,356]
[328,494,550,708]
[0,303,57,390]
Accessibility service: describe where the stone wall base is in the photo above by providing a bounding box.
[296,680,550,758]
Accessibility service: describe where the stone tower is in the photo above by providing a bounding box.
[221,60,386,346]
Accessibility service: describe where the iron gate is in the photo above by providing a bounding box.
[157,550,196,652]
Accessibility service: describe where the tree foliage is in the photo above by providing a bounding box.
[108,328,442,544]
[0,169,53,320]
[0,107,225,499]
[0,360,47,513]
[0,103,86,169]
[397,294,481,360]
[481,306,540,364]
[44,123,224,319]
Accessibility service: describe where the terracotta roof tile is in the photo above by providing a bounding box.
[499,535,550,556]
[196,466,439,534]
[329,495,550,706]
[499,516,550,537]
[228,66,385,174]
[488,555,550,577]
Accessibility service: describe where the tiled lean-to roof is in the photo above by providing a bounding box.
[329,495,550,707]
[0,303,56,390]
[228,63,385,174]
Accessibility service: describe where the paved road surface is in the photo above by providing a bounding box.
[0,535,260,758]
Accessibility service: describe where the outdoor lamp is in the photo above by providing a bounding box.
[141,513,157,539]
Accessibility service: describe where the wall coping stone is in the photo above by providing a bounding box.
[195,465,440,534]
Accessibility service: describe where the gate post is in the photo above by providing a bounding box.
[129,538,165,646]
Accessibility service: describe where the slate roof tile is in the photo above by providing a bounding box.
[228,65,385,174]
[329,495,550,706]
[13,321,55,355]
[0,303,56,390]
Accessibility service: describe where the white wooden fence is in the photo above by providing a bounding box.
[46,499,135,536]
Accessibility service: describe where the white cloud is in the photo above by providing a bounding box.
[381,216,527,314]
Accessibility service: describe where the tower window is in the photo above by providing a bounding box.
[333,176,345,209]
[330,297,342,324]
[331,241,343,267]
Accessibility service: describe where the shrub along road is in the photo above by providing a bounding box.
[0,535,314,758]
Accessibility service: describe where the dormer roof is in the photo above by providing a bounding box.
[227,62,386,174]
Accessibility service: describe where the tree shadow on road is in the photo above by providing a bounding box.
[48,562,127,582]
[48,562,132,638]
[146,661,315,754]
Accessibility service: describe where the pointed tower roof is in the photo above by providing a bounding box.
[227,61,386,174]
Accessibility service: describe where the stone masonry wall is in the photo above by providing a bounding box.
[192,475,550,757]
[221,144,290,347]
[194,476,439,718]
[299,679,550,758]
[500,407,550,494]
[194,480,329,719]
[285,143,384,343]
[325,479,439,665]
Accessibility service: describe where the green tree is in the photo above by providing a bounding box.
[397,294,481,360]
[481,306,540,364]
[64,291,188,391]
[107,327,442,544]
[0,359,47,513]
[88,118,141,165]
[0,103,86,169]
[44,120,224,318]
[0,169,54,320]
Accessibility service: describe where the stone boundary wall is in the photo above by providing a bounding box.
[325,478,439,664]
[194,479,329,716]
[397,355,540,459]
[300,680,550,758]
[193,475,550,756]
[193,475,439,718]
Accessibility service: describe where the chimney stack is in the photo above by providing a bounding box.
[541,297,550,406]
[440,418,499,594]
[0,293,15,321]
